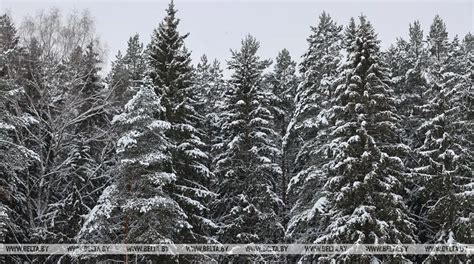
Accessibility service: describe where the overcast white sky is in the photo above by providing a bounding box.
[2,0,473,72]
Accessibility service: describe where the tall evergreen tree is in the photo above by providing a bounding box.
[0,14,20,78]
[0,13,30,238]
[316,16,416,263]
[428,15,449,62]
[109,51,128,107]
[213,36,284,261]
[266,49,298,207]
[123,34,147,82]
[412,36,473,263]
[194,55,226,174]
[409,21,425,59]
[79,77,186,263]
[147,1,216,245]
[109,34,147,109]
[0,15,40,264]
[385,21,430,152]
[1,6,473,263]
[0,49,29,259]
[286,12,342,245]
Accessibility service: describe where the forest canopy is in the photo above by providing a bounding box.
[0,2,472,263]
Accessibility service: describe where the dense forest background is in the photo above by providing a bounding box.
[0,1,472,263]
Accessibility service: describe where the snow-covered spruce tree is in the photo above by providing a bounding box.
[0,14,22,233]
[410,16,470,249]
[428,15,449,63]
[423,15,450,93]
[0,14,40,263]
[285,12,342,245]
[384,21,430,148]
[193,55,226,175]
[0,79,29,261]
[265,49,298,207]
[463,33,473,133]
[268,49,298,138]
[464,32,474,52]
[383,24,431,234]
[109,34,147,110]
[413,36,473,264]
[212,35,284,261]
[109,50,127,103]
[315,16,417,263]
[423,16,450,93]
[147,0,216,245]
[79,77,187,263]
[123,34,147,82]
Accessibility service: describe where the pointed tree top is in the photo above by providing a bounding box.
[357,14,375,33]
[409,20,423,41]
[275,48,293,69]
[0,13,19,51]
[318,11,333,26]
[125,34,143,56]
[343,17,357,49]
[346,17,357,35]
[278,48,291,59]
[199,54,209,65]
[115,50,123,59]
[429,14,448,41]
[311,11,340,35]
[318,11,330,23]
[128,33,141,44]
[166,0,177,16]
[233,34,261,58]
[429,14,448,36]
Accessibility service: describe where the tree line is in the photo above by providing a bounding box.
[0,2,472,263]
